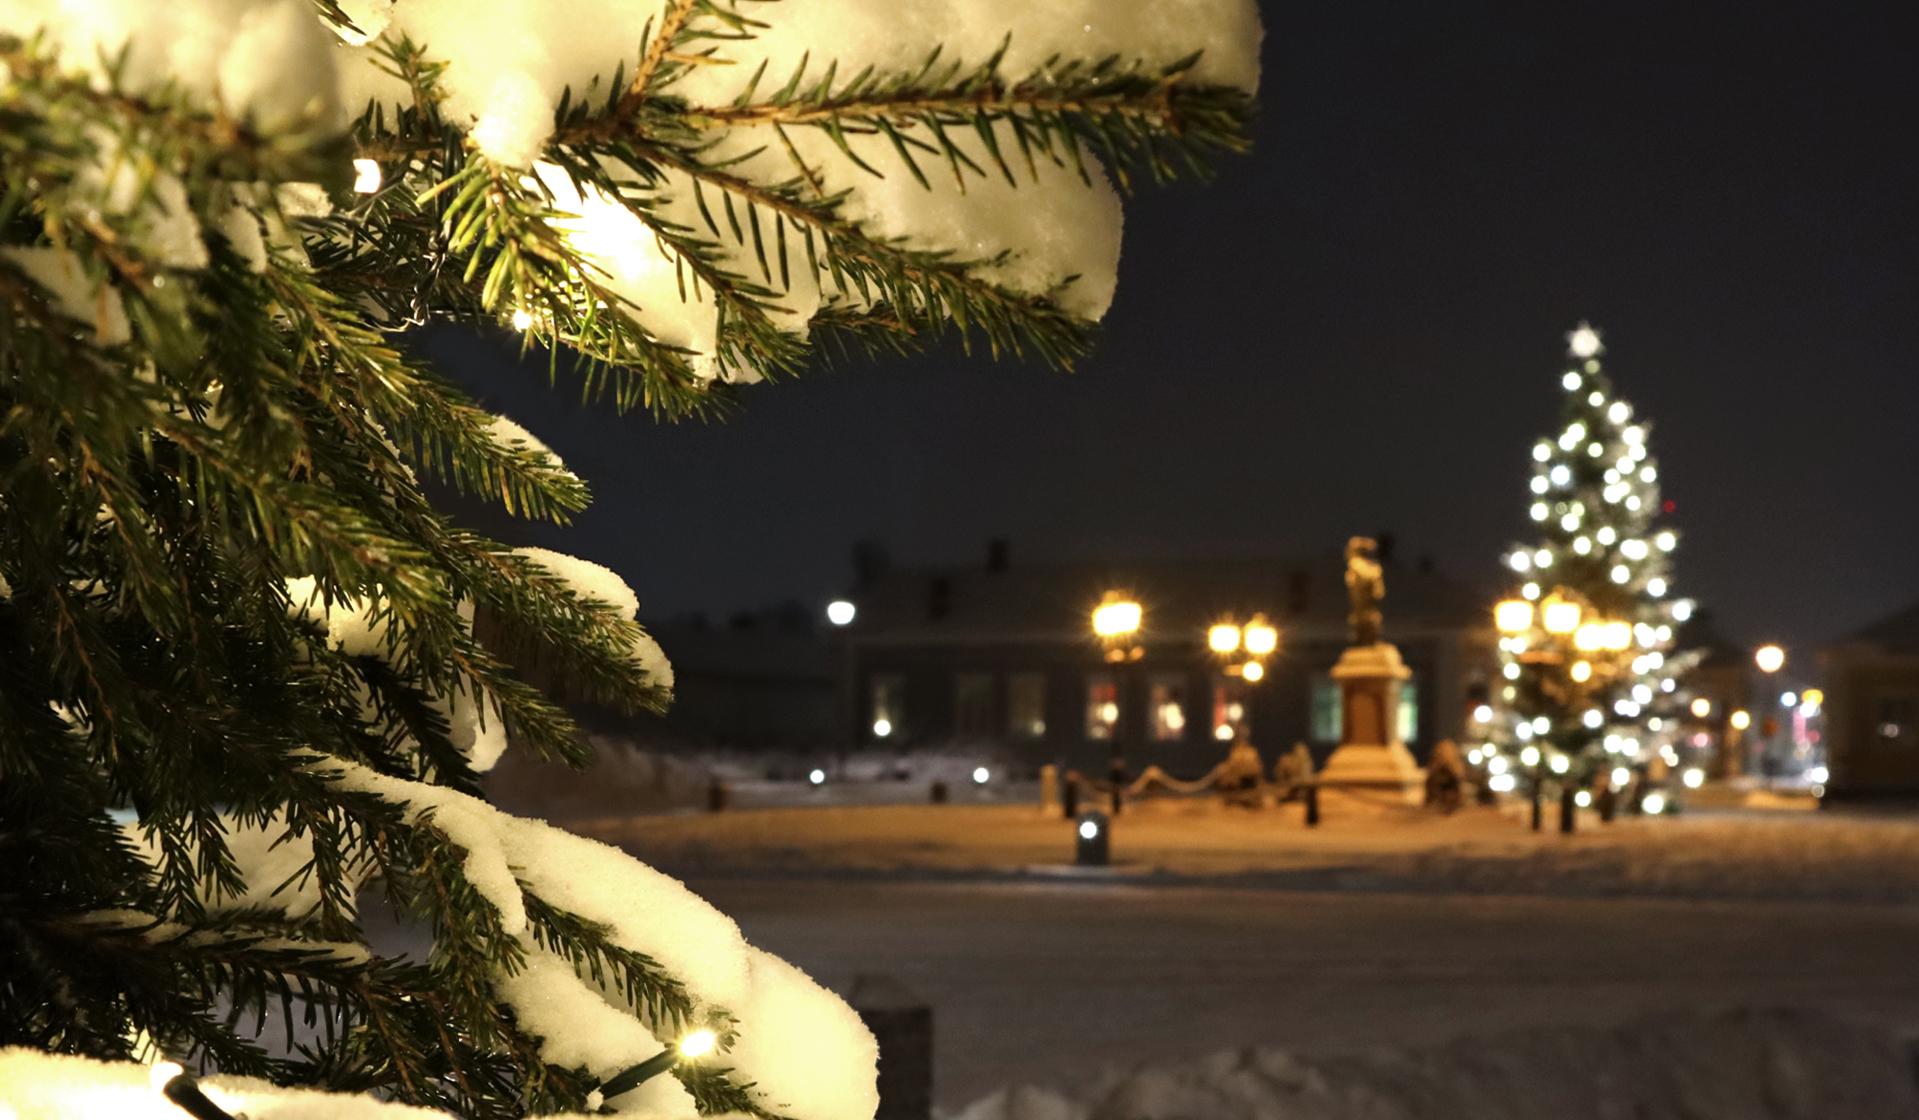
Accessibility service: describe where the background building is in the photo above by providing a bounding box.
[835,538,1494,777]
[1819,601,1919,800]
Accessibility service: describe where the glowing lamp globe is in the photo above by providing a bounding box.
[1494,599,1535,634]
[1754,644,1786,674]
[1568,322,1603,359]
[679,1029,718,1059]
[1092,595,1142,640]
[1690,697,1712,719]
[1730,709,1752,731]
[1541,598,1582,635]
[1242,619,1279,656]
[826,600,857,626]
[1207,623,1241,654]
[1241,661,1265,683]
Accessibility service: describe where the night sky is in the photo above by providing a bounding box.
[428,0,1915,654]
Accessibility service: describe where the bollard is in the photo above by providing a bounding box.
[848,974,933,1120]
[1559,785,1576,834]
[1060,772,1079,820]
[1038,763,1059,816]
[929,780,949,804]
[1304,785,1320,827]
[1075,810,1109,866]
[1597,786,1618,823]
[706,778,728,813]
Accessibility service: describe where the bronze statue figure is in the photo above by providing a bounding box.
[1345,536,1385,646]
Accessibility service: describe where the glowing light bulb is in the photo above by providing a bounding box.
[1510,551,1533,573]
[1690,698,1711,718]
[352,158,382,194]
[1568,323,1603,359]
[679,1029,718,1058]
[1682,767,1704,789]
[1575,789,1592,807]
[872,718,893,738]
[973,766,990,784]
[1583,709,1603,729]
[1078,819,1100,840]
[1610,564,1631,585]
[1550,754,1570,774]
[1607,401,1630,423]
[510,307,535,331]
[808,768,826,785]
[1520,745,1541,767]
[149,1061,185,1092]
[1242,621,1279,656]
[1533,442,1553,462]
[1208,623,1242,653]
[1562,371,1582,391]
[1730,710,1752,731]
[1642,791,1667,815]
[1530,502,1550,522]
[1241,661,1265,682]
[826,600,856,626]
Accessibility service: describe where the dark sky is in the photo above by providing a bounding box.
[427,0,1916,654]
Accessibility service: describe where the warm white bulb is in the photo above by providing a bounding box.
[679,1029,719,1058]
[149,1061,185,1092]
[1509,551,1532,573]
[1078,819,1100,840]
[1561,371,1582,391]
[510,308,535,331]
[351,158,382,194]
[1568,323,1603,359]
[1610,564,1630,584]
[826,600,856,626]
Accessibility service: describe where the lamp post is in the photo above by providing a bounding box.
[1207,614,1281,737]
[1092,591,1143,815]
[1753,643,1786,784]
[1494,590,1632,833]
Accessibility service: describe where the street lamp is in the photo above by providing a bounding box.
[1092,591,1142,815]
[1752,643,1786,783]
[1754,644,1786,674]
[1242,616,1280,657]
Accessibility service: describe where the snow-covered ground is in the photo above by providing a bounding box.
[694,876,1919,1115]
[583,798,1919,905]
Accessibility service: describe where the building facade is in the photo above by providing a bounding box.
[836,544,1496,778]
[1820,600,1919,800]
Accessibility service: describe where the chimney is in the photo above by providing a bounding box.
[986,538,1010,573]
[1375,531,1398,565]
[926,576,952,621]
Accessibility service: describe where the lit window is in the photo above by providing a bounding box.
[1007,673,1046,740]
[1396,675,1418,744]
[1310,677,1342,743]
[955,673,994,740]
[1086,675,1119,740]
[1151,676,1188,742]
[1213,680,1253,743]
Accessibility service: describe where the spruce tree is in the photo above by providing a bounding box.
[0,2,1258,1114]
[1478,324,1701,814]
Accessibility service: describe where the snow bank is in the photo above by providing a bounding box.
[955,1009,1919,1120]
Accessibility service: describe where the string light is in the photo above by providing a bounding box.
[510,307,535,331]
[599,1029,723,1101]
[351,158,383,194]
[149,1061,235,1120]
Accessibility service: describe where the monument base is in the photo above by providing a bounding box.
[1317,743,1424,804]
[1320,642,1422,804]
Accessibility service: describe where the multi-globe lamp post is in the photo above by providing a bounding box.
[1208,614,1280,688]
[1493,590,1634,831]
[1091,591,1144,815]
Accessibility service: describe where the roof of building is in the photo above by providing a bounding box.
[1831,598,1919,655]
[844,549,1493,643]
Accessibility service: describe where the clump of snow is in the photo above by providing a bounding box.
[321,0,1259,369]
[1,0,344,132]
[725,948,882,1120]
[313,753,874,1116]
[483,412,567,473]
[513,546,673,692]
[283,576,394,658]
[120,813,367,921]
[0,1047,459,1119]
[1,247,130,345]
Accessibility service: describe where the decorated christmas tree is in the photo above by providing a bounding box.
[1475,324,1701,816]
[0,2,1258,1115]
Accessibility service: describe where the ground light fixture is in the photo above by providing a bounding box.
[1075,811,1110,866]
[807,768,826,786]
[972,766,990,785]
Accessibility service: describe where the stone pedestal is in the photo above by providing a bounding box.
[1318,643,1422,803]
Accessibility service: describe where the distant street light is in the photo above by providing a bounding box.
[1729,709,1752,731]
[1092,592,1143,815]
[1242,617,1280,657]
[1241,661,1265,683]
[1754,644,1786,674]
[826,600,857,626]
[1208,623,1242,654]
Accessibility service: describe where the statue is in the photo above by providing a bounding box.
[1344,536,1385,646]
